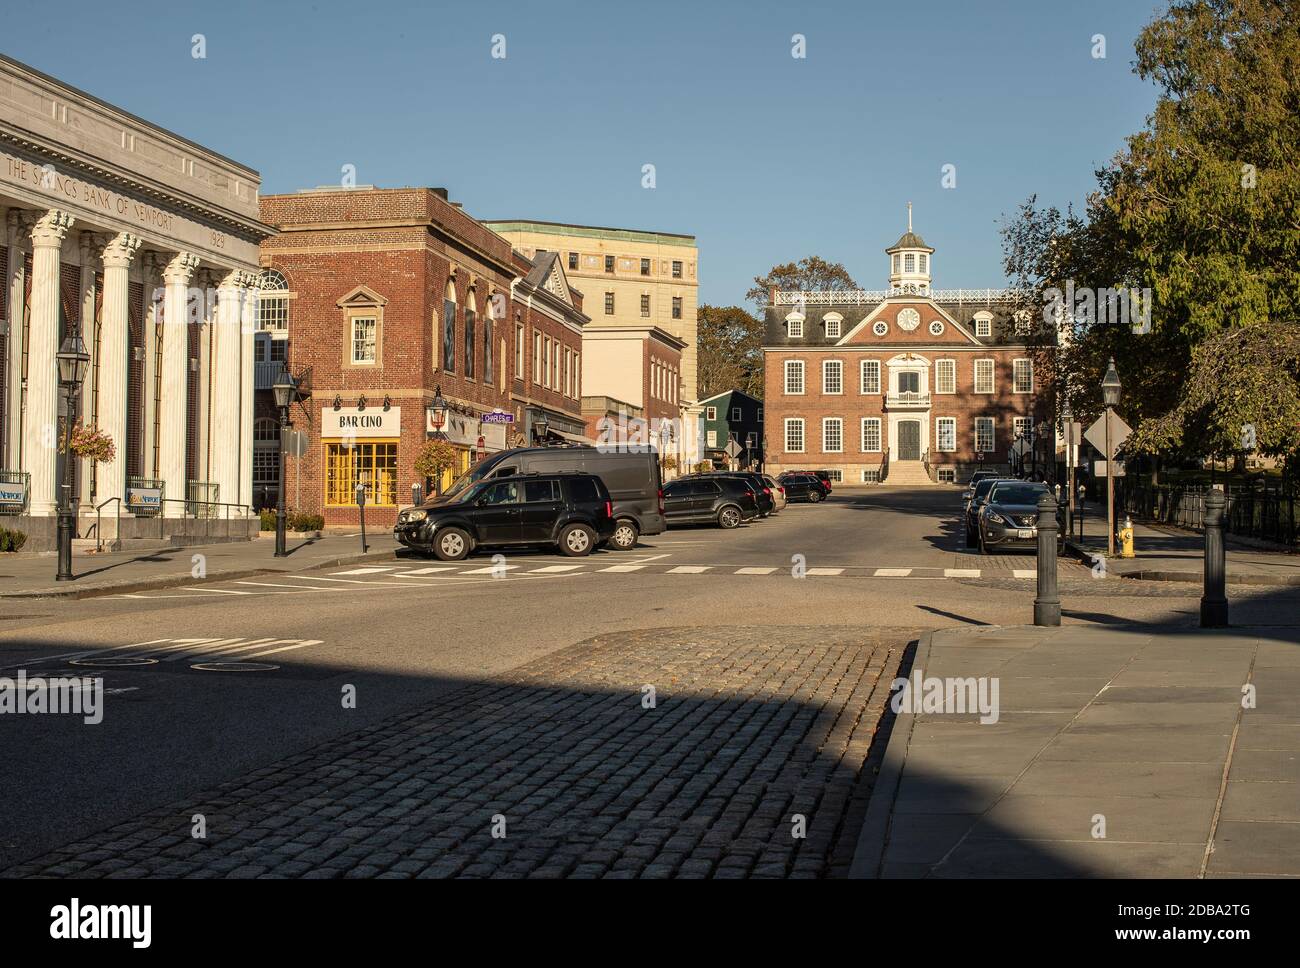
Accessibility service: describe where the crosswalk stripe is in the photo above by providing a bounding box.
[944,568,981,578]
[159,638,274,662]
[734,567,777,575]
[398,567,458,575]
[667,566,710,574]
[332,567,398,575]
[235,581,326,590]
[178,586,251,595]
[806,567,843,576]
[599,564,646,573]
[245,640,323,659]
[530,564,585,573]
[1012,569,1037,579]
[873,568,913,577]
[461,564,521,574]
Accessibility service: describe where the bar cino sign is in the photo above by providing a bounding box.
[322,407,401,439]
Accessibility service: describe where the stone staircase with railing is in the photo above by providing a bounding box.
[883,459,935,486]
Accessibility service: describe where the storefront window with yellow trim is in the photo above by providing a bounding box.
[325,442,397,506]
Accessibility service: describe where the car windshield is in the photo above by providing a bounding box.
[443,457,495,499]
[972,479,1001,501]
[989,483,1050,506]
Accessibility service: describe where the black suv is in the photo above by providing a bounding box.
[394,473,615,560]
[778,473,830,503]
[681,472,776,517]
[661,477,759,529]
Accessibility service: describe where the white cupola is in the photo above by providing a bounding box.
[886,203,934,295]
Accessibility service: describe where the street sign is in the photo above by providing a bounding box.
[1067,421,1082,446]
[482,410,515,424]
[724,438,742,459]
[283,428,309,457]
[1084,411,1132,459]
[1094,460,1126,478]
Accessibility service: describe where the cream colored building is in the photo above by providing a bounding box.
[0,55,272,548]
[482,220,699,402]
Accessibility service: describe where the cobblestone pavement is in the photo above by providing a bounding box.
[4,626,916,879]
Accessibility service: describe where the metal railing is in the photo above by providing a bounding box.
[94,496,121,552]
[771,288,1019,307]
[1123,484,1299,548]
[886,391,930,408]
[0,469,30,515]
[126,476,164,518]
[187,481,220,518]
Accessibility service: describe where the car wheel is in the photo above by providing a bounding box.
[558,523,596,557]
[609,520,639,550]
[433,527,471,561]
[718,505,742,529]
[808,490,822,503]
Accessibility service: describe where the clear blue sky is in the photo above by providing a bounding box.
[4,0,1163,305]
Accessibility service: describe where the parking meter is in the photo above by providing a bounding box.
[355,481,368,553]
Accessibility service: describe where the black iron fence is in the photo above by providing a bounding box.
[1123,484,1299,548]
[0,469,29,515]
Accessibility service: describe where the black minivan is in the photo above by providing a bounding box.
[436,447,665,550]
[395,472,616,560]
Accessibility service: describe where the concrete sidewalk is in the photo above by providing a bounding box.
[1066,506,1300,585]
[851,623,1300,878]
[0,531,403,599]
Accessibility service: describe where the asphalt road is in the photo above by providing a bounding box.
[2,485,1296,870]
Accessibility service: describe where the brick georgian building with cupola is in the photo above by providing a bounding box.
[762,216,1053,485]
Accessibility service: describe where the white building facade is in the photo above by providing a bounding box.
[0,55,272,548]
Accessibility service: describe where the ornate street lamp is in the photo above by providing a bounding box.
[425,386,449,495]
[1100,357,1123,556]
[534,415,550,446]
[272,366,296,558]
[55,334,90,581]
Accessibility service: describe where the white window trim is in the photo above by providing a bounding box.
[934,359,956,395]
[974,312,993,338]
[974,357,995,394]
[1013,357,1034,394]
[784,359,805,395]
[784,417,805,453]
[705,406,717,420]
[350,315,378,365]
[731,407,742,421]
[785,311,805,338]
[824,312,843,339]
[861,417,882,453]
[860,359,881,395]
[822,359,843,395]
[822,417,844,454]
[936,416,957,452]
[974,417,995,453]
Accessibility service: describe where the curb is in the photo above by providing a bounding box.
[0,546,404,600]
[1063,540,1300,586]
[848,630,933,879]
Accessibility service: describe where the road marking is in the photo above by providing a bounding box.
[398,567,459,575]
[599,564,646,573]
[287,575,430,586]
[332,567,398,575]
[179,586,251,595]
[235,581,327,590]
[806,567,844,576]
[244,639,322,658]
[734,567,777,575]
[873,568,913,577]
[461,564,521,574]
[667,566,710,574]
[530,564,585,573]
[1012,569,1037,579]
[627,553,672,562]
[944,568,982,578]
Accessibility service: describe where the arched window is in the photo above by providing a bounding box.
[442,279,457,373]
[254,417,280,444]
[258,269,289,334]
[465,289,477,379]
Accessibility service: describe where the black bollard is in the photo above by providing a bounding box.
[1034,492,1061,627]
[1201,488,1229,628]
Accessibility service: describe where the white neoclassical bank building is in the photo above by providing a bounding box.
[0,55,273,549]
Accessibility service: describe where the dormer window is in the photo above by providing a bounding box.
[785,312,805,338]
[824,312,843,339]
[973,312,993,338]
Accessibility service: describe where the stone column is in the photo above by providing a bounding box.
[3,209,25,469]
[237,272,259,513]
[23,209,75,515]
[159,252,198,517]
[97,232,142,510]
[77,232,97,506]
[210,271,244,512]
[140,252,160,477]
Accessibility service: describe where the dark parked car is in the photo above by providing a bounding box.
[962,470,1000,502]
[439,446,663,550]
[778,473,830,503]
[975,480,1058,554]
[788,469,833,492]
[661,477,759,529]
[395,472,615,560]
[684,472,776,516]
[963,476,1011,546]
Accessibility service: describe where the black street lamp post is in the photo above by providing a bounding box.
[55,334,90,581]
[1101,357,1123,557]
[272,368,296,558]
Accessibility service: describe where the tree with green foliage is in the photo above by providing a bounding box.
[697,304,764,399]
[745,256,859,309]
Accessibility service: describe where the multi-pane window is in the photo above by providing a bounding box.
[640,294,650,317]
[568,252,579,270]
[533,331,543,384]
[904,253,915,272]
[892,254,900,274]
[351,316,377,364]
[553,340,560,389]
[936,417,956,452]
[325,442,397,506]
[974,359,994,393]
[442,296,456,373]
[861,417,882,452]
[731,407,742,421]
[823,417,843,453]
[1013,358,1034,393]
[564,348,573,397]
[822,360,843,394]
[258,270,289,334]
[672,296,682,320]
[784,418,805,453]
[975,417,995,453]
[825,316,842,338]
[935,359,956,394]
[253,449,279,487]
[672,260,682,278]
[975,315,992,337]
[515,323,524,380]
[1014,416,1034,441]
[919,254,928,273]
[706,430,717,448]
[784,360,805,394]
[786,316,803,338]
[640,258,651,276]
[604,255,615,273]
[604,292,615,315]
[861,359,881,394]
[464,307,476,379]
[705,406,717,420]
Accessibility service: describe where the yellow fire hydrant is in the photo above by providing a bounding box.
[1119,516,1136,558]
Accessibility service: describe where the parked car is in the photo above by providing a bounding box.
[975,480,1056,554]
[439,446,663,551]
[395,472,615,560]
[684,472,777,516]
[778,472,830,503]
[661,477,760,529]
[963,476,1011,546]
[788,469,834,492]
[762,474,787,511]
[962,470,1000,502]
